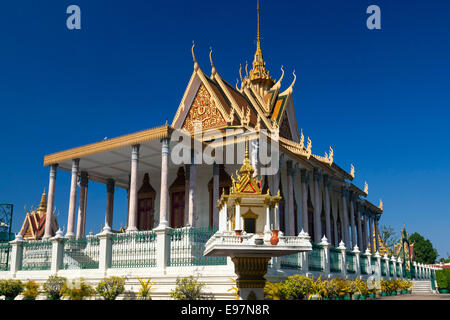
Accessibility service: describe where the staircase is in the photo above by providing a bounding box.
[412,280,433,294]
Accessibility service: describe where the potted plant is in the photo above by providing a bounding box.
[325,279,338,300]
[334,279,351,300]
[96,276,125,300]
[169,276,214,300]
[43,276,67,300]
[308,277,324,300]
[350,280,361,300]
[0,279,23,300]
[22,281,40,300]
[285,275,312,300]
[380,280,389,296]
[137,277,155,300]
[358,281,370,300]
[62,278,95,300]
[264,281,289,300]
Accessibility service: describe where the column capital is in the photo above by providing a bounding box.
[80,171,89,187]
[131,144,140,160]
[71,159,80,172]
[286,160,296,177]
[161,138,170,156]
[300,168,309,183]
[106,178,115,193]
[49,163,58,177]
[323,174,332,188]
[313,168,321,182]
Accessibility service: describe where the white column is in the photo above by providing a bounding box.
[235,199,242,232]
[251,139,259,178]
[300,169,309,235]
[158,139,170,229]
[212,163,220,228]
[368,213,374,255]
[273,201,280,231]
[341,186,350,248]
[188,152,197,227]
[264,200,271,233]
[105,179,115,228]
[76,171,88,239]
[356,202,363,251]
[287,161,295,236]
[349,193,356,249]
[313,169,321,242]
[127,144,140,231]
[219,202,227,232]
[66,159,79,238]
[43,164,58,239]
[391,256,397,278]
[9,235,24,275]
[323,175,332,245]
[363,209,369,252]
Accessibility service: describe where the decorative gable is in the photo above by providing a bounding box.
[182,84,228,132]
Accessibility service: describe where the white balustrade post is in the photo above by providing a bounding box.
[320,236,331,275]
[390,256,397,279]
[50,230,64,273]
[155,227,171,270]
[9,235,24,276]
[375,251,382,278]
[338,240,347,278]
[97,227,113,273]
[364,248,372,276]
[299,230,310,274]
[383,254,390,279]
[397,258,403,278]
[353,245,361,278]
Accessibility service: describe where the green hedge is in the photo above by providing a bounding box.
[435,269,450,290]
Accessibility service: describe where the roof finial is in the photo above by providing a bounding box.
[257,0,261,52]
[209,46,216,76]
[192,41,198,71]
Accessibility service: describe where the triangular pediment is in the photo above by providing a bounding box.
[171,69,233,132]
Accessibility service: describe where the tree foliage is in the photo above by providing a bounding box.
[409,232,438,264]
[380,225,399,251]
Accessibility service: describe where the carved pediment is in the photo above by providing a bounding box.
[182,84,228,132]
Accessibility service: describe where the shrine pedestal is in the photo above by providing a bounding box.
[232,256,271,300]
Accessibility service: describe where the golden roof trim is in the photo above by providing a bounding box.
[44,125,172,166]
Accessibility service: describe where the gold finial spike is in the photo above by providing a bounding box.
[245,137,249,161]
[257,0,261,51]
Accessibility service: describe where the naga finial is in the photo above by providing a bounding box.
[364,181,369,195]
[191,41,198,71]
[209,46,216,76]
[289,70,297,90]
[350,164,355,178]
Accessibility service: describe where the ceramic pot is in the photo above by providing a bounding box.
[270,230,279,245]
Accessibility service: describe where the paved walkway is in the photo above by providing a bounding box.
[382,294,450,300]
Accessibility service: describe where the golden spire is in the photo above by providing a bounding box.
[248,0,274,86]
[37,189,47,215]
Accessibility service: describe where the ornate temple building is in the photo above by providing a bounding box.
[2,2,436,299]
[19,190,58,241]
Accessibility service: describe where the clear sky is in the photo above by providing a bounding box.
[0,0,448,258]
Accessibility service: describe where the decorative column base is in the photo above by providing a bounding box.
[231,257,271,300]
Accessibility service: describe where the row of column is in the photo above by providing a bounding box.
[282,165,381,252]
[43,138,221,239]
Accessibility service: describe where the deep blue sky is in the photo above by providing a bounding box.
[0,1,448,258]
